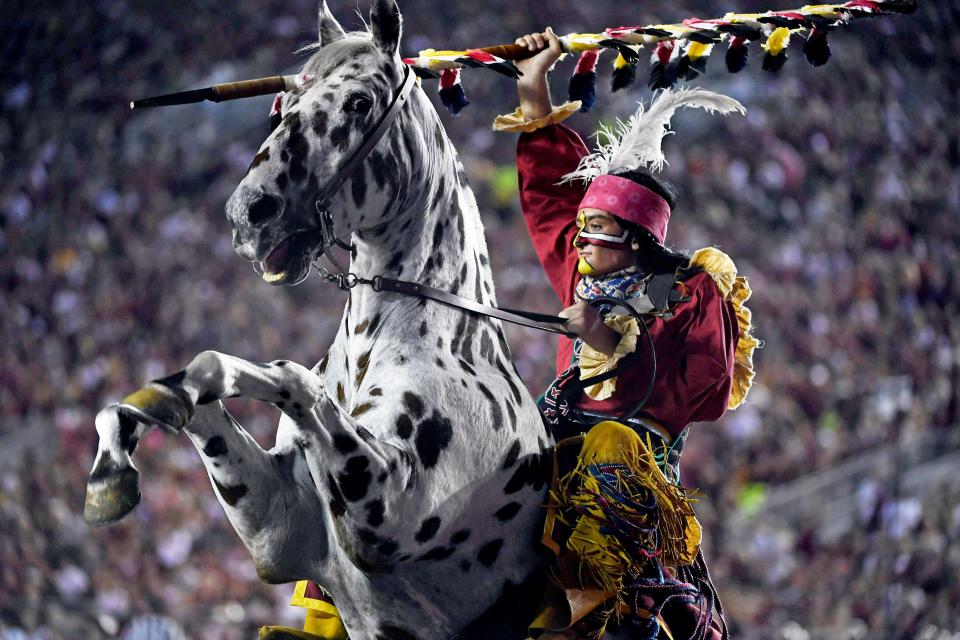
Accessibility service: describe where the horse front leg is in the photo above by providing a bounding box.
[114,349,404,488]
[112,350,327,432]
[84,350,403,575]
[83,350,325,527]
[183,402,329,583]
[83,351,321,526]
[83,351,335,580]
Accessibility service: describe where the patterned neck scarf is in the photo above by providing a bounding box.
[575,266,649,304]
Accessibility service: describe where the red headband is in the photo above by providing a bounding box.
[579,175,671,244]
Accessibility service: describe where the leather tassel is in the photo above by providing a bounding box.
[268,93,283,133]
[438,68,469,116]
[677,41,712,80]
[725,36,749,73]
[611,53,638,92]
[569,50,600,112]
[803,28,831,66]
[762,50,788,72]
[761,27,791,73]
[648,40,678,90]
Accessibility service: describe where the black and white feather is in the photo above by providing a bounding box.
[559,87,746,184]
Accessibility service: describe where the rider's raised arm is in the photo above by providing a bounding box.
[491,27,588,304]
[515,126,588,304]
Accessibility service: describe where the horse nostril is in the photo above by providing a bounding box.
[248,193,282,226]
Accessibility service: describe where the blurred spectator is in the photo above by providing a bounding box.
[2,1,958,638]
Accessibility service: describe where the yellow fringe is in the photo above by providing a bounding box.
[578,314,641,401]
[289,581,347,640]
[554,422,701,609]
[728,277,761,410]
[688,247,760,410]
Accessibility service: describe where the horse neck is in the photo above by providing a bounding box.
[344,93,495,346]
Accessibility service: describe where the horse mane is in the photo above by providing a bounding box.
[296,30,378,69]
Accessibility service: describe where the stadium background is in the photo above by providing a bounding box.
[2,1,958,638]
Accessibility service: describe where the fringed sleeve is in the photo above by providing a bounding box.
[515,122,591,308]
[688,247,760,410]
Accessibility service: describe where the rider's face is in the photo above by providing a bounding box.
[574,209,640,276]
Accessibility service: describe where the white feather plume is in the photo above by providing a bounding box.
[560,87,746,184]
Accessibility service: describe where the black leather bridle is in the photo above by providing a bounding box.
[313,65,418,257]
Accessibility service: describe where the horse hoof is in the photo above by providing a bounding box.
[84,466,141,526]
[119,384,193,433]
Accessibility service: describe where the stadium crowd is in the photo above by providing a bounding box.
[2,0,958,638]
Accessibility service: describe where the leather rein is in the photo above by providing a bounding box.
[306,65,576,336]
[305,64,682,416]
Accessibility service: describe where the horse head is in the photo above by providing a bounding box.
[227,0,413,286]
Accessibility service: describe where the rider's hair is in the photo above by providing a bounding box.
[625,225,692,275]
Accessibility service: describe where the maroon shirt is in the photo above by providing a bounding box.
[517,124,739,438]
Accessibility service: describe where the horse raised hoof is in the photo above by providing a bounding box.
[84,465,141,526]
[119,383,193,433]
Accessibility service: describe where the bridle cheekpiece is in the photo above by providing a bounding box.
[312,66,417,264]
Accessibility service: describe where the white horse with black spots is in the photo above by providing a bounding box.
[85,1,559,638]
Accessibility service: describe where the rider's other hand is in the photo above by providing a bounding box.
[559,301,620,356]
[515,27,563,81]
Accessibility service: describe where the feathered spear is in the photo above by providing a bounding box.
[128,0,917,117]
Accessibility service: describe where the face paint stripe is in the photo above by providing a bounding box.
[577,229,630,244]
[574,211,631,250]
[573,229,630,249]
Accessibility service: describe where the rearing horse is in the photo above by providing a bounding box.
[83,1,553,637]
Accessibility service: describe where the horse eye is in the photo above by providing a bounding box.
[346,95,372,115]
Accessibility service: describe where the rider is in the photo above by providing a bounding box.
[493,28,760,640]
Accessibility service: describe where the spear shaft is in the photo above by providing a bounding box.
[129,43,548,109]
[129,0,917,109]
[130,75,297,109]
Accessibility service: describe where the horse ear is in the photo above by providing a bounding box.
[318,0,345,46]
[370,0,402,58]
